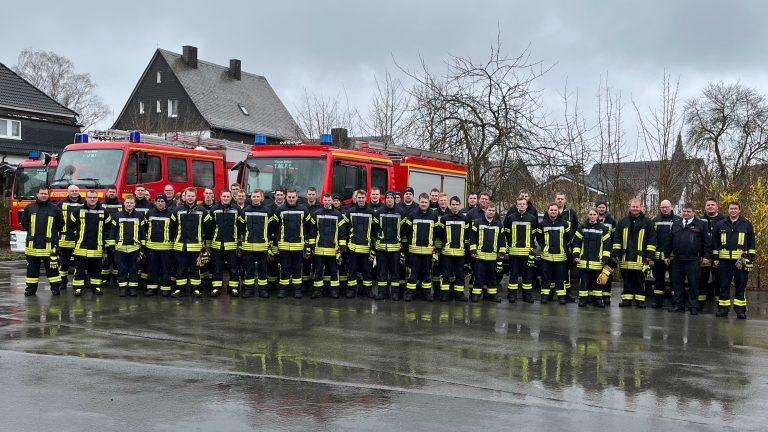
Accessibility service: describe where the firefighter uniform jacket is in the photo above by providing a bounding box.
[612,212,657,270]
[240,203,276,252]
[375,205,404,252]
[397,201,417,219]
[145,207,174,251]
[402,208,438,255]
[572,220,611,270]
[58,196,84,249]
[101,197,123,247]
[652,213,680,260]
[537,214,572,262]
[698,213,725,267]
[134,197,153,217]
[470,216,507,261]
[560,206,580,239]
[597,213,617,234]
[503,210,539,257]
[113,209,146,253]
[308,207,347,256]
[712,217,756,262]
[70,203,113,258]
[171,202,212,252]
[275,204,311,251]
[346,203,376,254]
[21,199,64,257]
[670,217,712,261]
[438,211,469,257]
[209,203,242,251]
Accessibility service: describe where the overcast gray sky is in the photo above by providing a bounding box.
[2,0,766,158]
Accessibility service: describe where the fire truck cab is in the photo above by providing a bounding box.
[8,151,58,253]
[239,135,466,203]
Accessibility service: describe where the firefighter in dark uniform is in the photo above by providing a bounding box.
[397,187,418,290]
[668,203,712,314]
[307,193,347,299]
[572,208,612,307]
[402,193,439,301]
[713,202,755,320]
[171,187,212,298]
[57,184,84,288]
[101,186,123,288]
[504,196,539,303]
[651,200,679,308]
[612,198,657,308]
[133,184,153,292]
[433,193,451,295]
[209,190,243,298]
[345,190,376,298]
[301,187,322,291]
[698,197,725,310]
[21,187,64,296]
[469,201,506,302]
[555,192,579,302]
[538,203,572,304]
[145,194,175,297]
[199,188,217,294]
[595,201,617,304]
[113,195,145,297]
[374,191,404,301]
[70,189,113,296]
[240,189,276,298]
[274,188,311,299]
[437,196,469,302]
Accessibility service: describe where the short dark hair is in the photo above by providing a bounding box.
[418,193,430,201]
[450,196,461,204]
[479,192,491,199]
[430,188,440,193]
[486,201,496,209]
[705,197,718,204]
[286,188,298,195]
[275,186,286,194]
[307,186,317,192]
[683,202,695,211]
[86,189,98,196]
[135,184,146,189]
[252,188,264,196]
[322,193,333,199]
[106,185,117,191]
[728,201,741,209]
[36,186,49,194]
[371,186,380,193]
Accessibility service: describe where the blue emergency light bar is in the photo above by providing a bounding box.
[320,134,332,144]
[128,130,141,143]
[74,133,89,143]
[254,135,267,145]
[28,150,40,160]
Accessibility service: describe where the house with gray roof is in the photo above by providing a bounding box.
[0,62,80,163]
[113,45,301,144]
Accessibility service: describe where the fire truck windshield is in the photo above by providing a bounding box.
[244,156,327,195]
[13,167,48,199]
[51,149,123,188]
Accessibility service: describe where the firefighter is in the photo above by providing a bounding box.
[572,208,612,307]
[57,184,84,288]
[345,190,376,298]
[70,189,113,297]
[301,187,321,291]
[713,202,755,320]
[171,187,212,298]
[651,200,679,308]
[402,193,439,301]
[469,201,506,302]
[466,192,490,222]
[668,203,712,314]
[307,193,347,299]
[429,188,440,209]
[596,201,617,305]
[537,203,572,305]
[369,187,384,213]
[270,187,286,212]
[374,191,404,300]
[101,185,122,288]
[555,192,579,302]
[432,193,451,295]
[398,187,417,217]
[146,194,175,297]
[698,197,725,310]
[462,193,478,215]
[162,185,177,211]
[113,195,145,297]
[240,189,276,298]
[199,187,217,293]
[21,187,64,296]
[612,198,657,308]
[437,196,469,302]
[209,190,243,298]
[133,184,153,292]
[504,196,539,303]
[274,188,311,299]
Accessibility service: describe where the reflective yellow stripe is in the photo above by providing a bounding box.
[30,214,36,237]
[622,227,628,250]
[637,229,645,252]
[738,232,745,247]
[46,216,52,239]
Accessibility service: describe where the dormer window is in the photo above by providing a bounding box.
[156,71,162,83]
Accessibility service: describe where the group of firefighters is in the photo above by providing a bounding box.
[20,181,755,319]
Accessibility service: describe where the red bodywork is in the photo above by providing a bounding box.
[49,141,228,203]
[9,157,58,231]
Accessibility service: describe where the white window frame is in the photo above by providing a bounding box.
[139,101,145,115]
[156,71,162,83]
[156,100,162,113]
[0,118,21,140]
[167,99,178,118]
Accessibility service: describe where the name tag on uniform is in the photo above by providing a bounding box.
[544,226,563,232]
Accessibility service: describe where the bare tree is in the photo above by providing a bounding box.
[362,71,412,147]
[14,48,111,129]
[595,75,632,216]
[400,35,555,197]
[684,81,768,192]
[294,88,359,141]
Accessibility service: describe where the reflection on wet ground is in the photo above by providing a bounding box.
[0,264,765,430]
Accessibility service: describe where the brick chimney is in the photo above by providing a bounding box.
[182,45,198,68]
[229,59,241,80]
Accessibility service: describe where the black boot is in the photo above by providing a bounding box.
[603,296,611,306]
[119,287,127,297]
[294,288,303,299]
[715,307,729,317]
[310,289,322,299]
[330,287,340,299]
[522,292,534,303]
[375,287,389,300]
[391,287,401,301]
[470,293,481,302]
[578,298,588,307]
[736,310,747,320]
[242,289,255,298]
[489,293,502,303]
[145,288,156,297]
[128,288,138,297]
[540,295,549,304]
[439,291,449,302]
[651,297,664,309]
[277,288,287,299]
[403,290,415,302]
[423,289,434,302]
[345,287,356,298]
[454,291,468,302]
[508,291,517,303]
[635,300,646,309]
[50,284,61,296]
[259,289,269,298]
[618,299,632,308]
[24,286,37,297]
[593,298,605,308]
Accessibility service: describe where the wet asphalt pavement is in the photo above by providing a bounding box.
[0,262,767,431]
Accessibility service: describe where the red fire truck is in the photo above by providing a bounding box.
[238,135,466,203]
[8,152,58,252]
